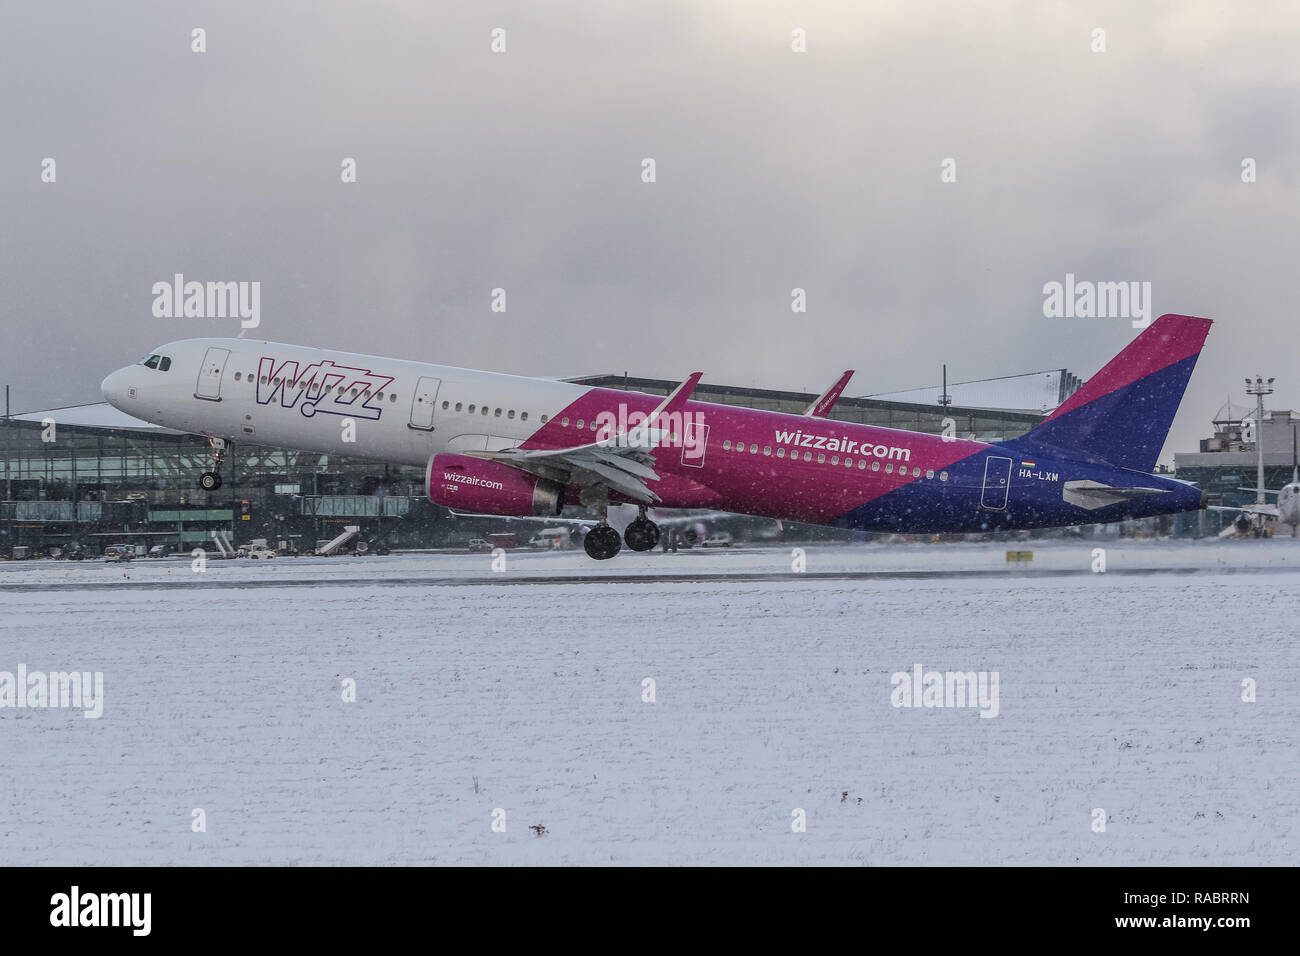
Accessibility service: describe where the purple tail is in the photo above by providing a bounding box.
[1004,314,1213,473]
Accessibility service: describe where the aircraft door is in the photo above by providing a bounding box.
[408,376,442,430]
[980,456,1012,510]
[681,422,709,467]
[194,347,230,401]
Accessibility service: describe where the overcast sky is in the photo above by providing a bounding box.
[2,0,1298,462]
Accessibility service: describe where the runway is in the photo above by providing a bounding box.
[1,563,1296,592]
[2,540,1298,865]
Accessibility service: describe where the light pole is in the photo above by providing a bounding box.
[1246,374,1274,530]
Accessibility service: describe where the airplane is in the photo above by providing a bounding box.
[1210,425,1300,537]
[100,313,1213,560]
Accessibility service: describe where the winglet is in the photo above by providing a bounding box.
[803,370,855,418]
[649,372,703,424]
[612,372,703,452]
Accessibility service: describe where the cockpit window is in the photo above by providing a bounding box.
[158,356,171,371]
[141,354,161,369]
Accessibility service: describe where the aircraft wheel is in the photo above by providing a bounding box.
[583,525,622,560]
[624,518,660,552]
[199,471,222,491]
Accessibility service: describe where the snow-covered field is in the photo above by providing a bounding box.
[2,539,1297,865]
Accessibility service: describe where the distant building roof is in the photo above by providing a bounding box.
[862,369,1082,415]
[5,403,182,434]
[567,373,1045,427]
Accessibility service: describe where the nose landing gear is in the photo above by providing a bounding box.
[199,437,229,491]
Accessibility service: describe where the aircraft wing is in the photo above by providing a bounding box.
[1209,503,1279,517]
[803,370,855,418]
[463,372,704,504]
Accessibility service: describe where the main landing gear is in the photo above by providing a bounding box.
[583,524,621,560]
[624,506,661,552]
[583,507,662,560]
[199,437,229,491]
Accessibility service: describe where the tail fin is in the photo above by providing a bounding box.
[1004,314,1212,473]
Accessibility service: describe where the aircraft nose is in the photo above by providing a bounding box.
[100,368,130,407]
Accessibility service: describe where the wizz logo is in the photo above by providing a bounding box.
[256,357,394,421]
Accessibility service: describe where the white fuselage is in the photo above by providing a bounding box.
[102,337,592,468]
[1278,482,1300,531]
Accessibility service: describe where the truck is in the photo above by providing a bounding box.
[246,539,278,559]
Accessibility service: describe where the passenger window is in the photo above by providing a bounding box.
[723,440,732,450]
[508,410,515,419]
[390,393,397,402]
[749,443,758,453]
[442,401,449,410]
[830,456,839,465]
[858,460,866,469]
[469,405,476,413]
[872,460,880,472]
[234,372,241,381]
[763,446,772,456]
[520,412,527,421]
[926,469,934,479]
[495,408,502,417]
[481,406,488,416]
[562,417,570,427]
[803,451,812,462]
[940,471,949,481]
[817,453,826,464]
[886,464,893,474]
[455,403,463,412]
[776,447,785,458]
[576,419,584,429]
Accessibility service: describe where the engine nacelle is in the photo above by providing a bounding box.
[427,453,564,517]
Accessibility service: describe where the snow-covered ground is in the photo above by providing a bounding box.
[1,539,1297,865]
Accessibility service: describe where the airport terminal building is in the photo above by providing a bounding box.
[1,369,1065,556]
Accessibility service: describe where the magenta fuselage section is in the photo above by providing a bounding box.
[519,386,985,526]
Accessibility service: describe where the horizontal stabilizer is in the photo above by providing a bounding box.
[1062,480,1170,511]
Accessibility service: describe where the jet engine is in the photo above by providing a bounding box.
[427,453,564,517]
